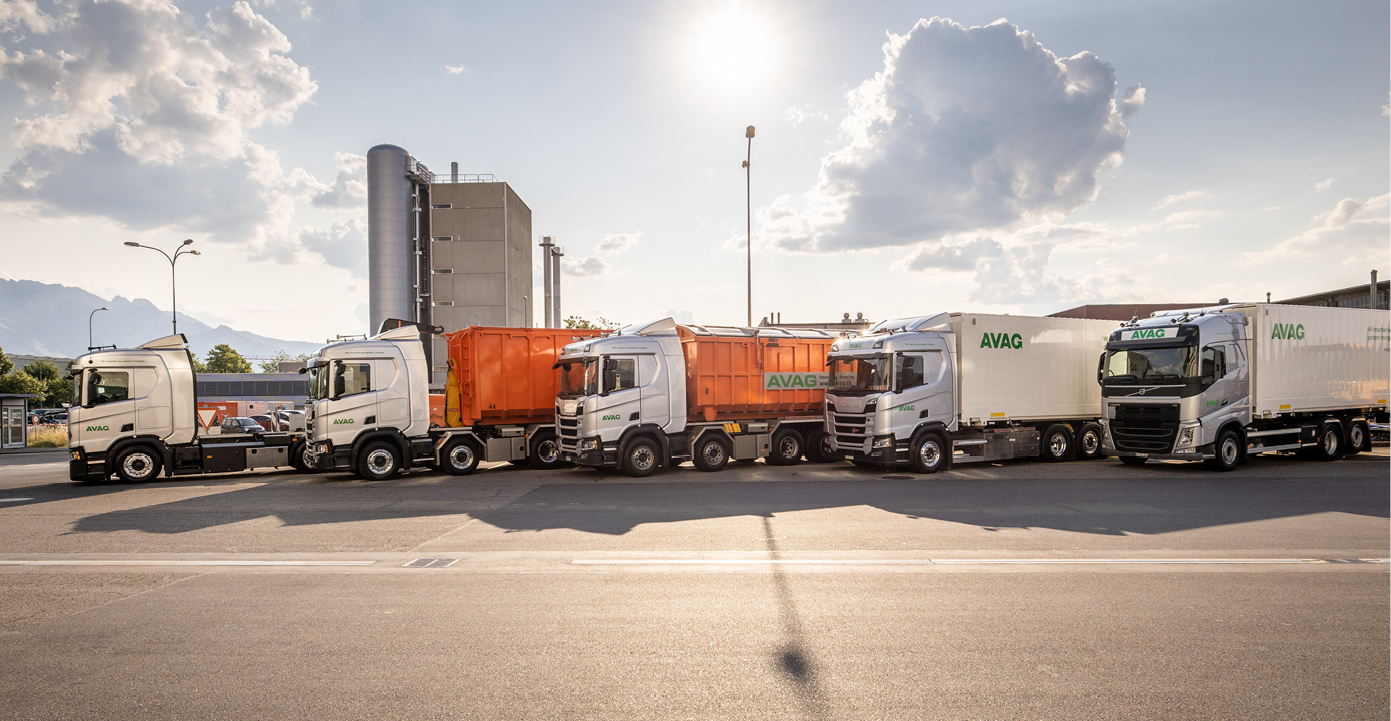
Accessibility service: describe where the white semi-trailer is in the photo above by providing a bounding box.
[66,335,312,482]
[825,313,1119,472]
[1099,303,1389,470]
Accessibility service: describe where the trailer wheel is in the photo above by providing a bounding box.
[1076,423,1104,460]
[529,431,565,470]
[1119,456,1148,466]
[114,445,162,483]
[1314,422,1343,461]
[768,429,804,466]
[440,438,480,476]
[909,433,946,474]
[621,437,660,478]
[358,440,401,481]
[1204,429,1241,472]
[692,435,729,472]
[1346,421,1367,456]
[1040,424,1074,462]
[805,429,836,463]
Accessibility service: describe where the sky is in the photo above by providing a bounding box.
[0,0,1386,343]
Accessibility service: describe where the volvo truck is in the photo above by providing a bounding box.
[66,334,312,482]
[824,313,1119,473]
[305,323,609,479]
[554,319,836,477]
[1099,303,1389,470]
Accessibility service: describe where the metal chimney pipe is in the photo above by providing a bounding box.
[551,245,564,327]
[540,236,555,327]
[451,161,458,183]
[1372,269,1379,310]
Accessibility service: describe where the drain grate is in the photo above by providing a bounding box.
[403,558,458,569]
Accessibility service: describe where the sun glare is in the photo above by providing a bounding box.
[688,3,778,91]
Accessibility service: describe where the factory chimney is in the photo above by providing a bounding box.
[540,236,555,327]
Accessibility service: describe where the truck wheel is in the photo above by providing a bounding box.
[805,429,836,463]
[1119,456,1148,466]
[1314,422,1343,461]
[909,433,946,474]
[289,441,318,473]
[1346,421,1367,456]
[529,431,565,470]
[621,437,660,478]
[1076,423,1103,460]
[440,438,480,476]
[693,435,728,472]
[114,446,162,483]
[358,441,401,481]
[1040,424,1074,462]
[768,429,803,466]
[1204,429,1241,472]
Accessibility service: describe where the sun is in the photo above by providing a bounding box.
[687,2,779,91]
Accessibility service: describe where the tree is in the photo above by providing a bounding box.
[564,315,621,330]
[0,346,12,376]
[0,370,44,396]
[24,358,59,382]
[205,344,252,373]
[24,360,65,406]
[190,354,208,373]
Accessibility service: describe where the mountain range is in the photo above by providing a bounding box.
[0,278,324,360]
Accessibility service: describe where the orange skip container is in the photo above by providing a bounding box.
[444,327,610,427]
[677,326,834,423]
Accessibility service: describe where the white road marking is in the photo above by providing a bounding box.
[0,560,376,567]
[571,558,1390,566]
[0,498,34,503]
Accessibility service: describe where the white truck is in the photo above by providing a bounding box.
[66,334,313,482]
[1099,303,1389,470]
[824,313,1119,472]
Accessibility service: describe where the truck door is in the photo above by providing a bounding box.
[597,355,641,434]
[323,361,376,437]
[74,368,136,454]
[895,350,951,432]
[1199,344,1241,423]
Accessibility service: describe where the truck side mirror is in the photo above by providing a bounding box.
[1096,353,1105,384]
[332,375,345,400]
[599,359,612,396]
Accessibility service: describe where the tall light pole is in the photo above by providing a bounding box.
[88,307,109,351]
[743,125,755,327]
[124,239,200,336]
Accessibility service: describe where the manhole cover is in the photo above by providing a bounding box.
[403,558,458,568]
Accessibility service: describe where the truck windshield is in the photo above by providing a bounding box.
[558,359,598,397]
[829,355,891,394]
[307,362,330,400]
[1102,345,1198,384]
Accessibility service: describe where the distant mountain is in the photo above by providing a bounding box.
[0,278,324,359]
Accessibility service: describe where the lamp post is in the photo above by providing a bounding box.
[743,125,755,327]
[88,307,109,350]
[124,239,200,336]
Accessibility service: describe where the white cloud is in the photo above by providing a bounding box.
[294,218,366,276]
[759,17,1141,255]
[1154,190,1207,210]
[595,231,642,254]
[1245,194,1390,266]
[1314,177,1334,191]
[445,64,467,75]
[307,152,367,208]
[786,104,826,125]
[564,256,610,277]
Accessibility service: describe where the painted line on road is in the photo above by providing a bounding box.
[0,498,34,503]
[0,560,377,567]
[571,558,1390,566]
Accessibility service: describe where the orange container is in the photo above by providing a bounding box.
[445,327,610,427]
[678,326,833,422]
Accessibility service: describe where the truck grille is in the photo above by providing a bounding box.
[833,413,869,452]
[1111,404,1180,453]
[557,415,579,451]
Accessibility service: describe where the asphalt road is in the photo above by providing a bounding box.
[0,449,1386,720]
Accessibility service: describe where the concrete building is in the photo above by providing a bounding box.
[1276,271,1387,310]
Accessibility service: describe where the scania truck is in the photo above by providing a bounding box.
[1099,303,1389,470]
[305,323,609,479]
[553,318,836,477]
[67,334,312,482]
[824,313,1119,473]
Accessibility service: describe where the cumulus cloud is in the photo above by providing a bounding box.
[307,152,366,208]
[445,64,466,75]
[786,104,826,125]
[294,218,366,276]
[1154,190,1207,210]
[564,256,610,277]
[1245,194,1390,266]
[595,231,642,254]
[1314,177,1334,192]
[760,17,1141,255]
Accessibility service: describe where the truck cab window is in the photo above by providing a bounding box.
[334,362,371,397]
[603,357,636,393]
[1201,346,1226,383]
[895,354,925,391]
[86,370,129,406]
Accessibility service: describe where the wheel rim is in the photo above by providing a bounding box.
[1221,437,1238,465]
[448,444,474,470]
[1049,432,1068,458]
[1324,429,1338,455]
[701,441,725,466]
[778,436,799,459]
[1350,425,1364,448]
[122,452,155,480]
[918,439,940,468]
[631,445,655,472]
[301,446,313,467]
[366,448,394,474]
[1081,430,1099,455]
[536,439,559,464]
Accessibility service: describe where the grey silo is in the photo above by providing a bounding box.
[367,144,414,334]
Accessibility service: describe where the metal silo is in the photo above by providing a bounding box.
[367,144,414,335]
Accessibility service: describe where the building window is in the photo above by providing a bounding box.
[433,268,453,274]
[433,301,454,307]
[430,203,452,209]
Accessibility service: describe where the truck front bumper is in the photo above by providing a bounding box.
[68,448,108,481]
[1101,448,1213,462]
[561,437,618,468]
[308,440,352,471]
[835,442,900,465]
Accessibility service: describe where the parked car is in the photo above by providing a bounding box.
[46,412,68,424]
[221,417,267,436]
[248,415,276,432]
[275,410,305,431]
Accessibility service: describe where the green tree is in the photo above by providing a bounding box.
[564,315,621,330]
[0,370,44,396]
[205,344,252,373]
[0,346,12,376]
[190,354,208,373]
[24,358,59,382]
[23,359,65,406]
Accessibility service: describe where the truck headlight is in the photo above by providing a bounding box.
[580,438,599,452]
[70,450,81,461]
[314,441,331,454]
[1174,424,1199,450]
[872,435,893,449]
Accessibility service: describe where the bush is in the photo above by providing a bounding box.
[28,424,68,448]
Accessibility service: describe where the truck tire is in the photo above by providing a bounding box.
[440,438,480,476]
[289,441,317,473]
[805,428,836,463]
[692,435,729,472]
[114,445,162,483]
[1040,424,1074,462]
[1314,422,1343,461]
[358,440,401,481]
[909,432,946,474]
[1346,421,1367,456]
[621,437,660,478]
[1119,456,1148,466]
[767,428,803,466]
[1076,423,1104,460]
[528,431,565,470]
[1204,429,1241,472]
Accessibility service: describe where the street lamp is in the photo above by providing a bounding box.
[124,239,201,335]
[743,125,755,327]
[88,307,109,351]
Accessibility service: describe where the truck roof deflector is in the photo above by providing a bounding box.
[139,334,188,350]
[629,318,678,337]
